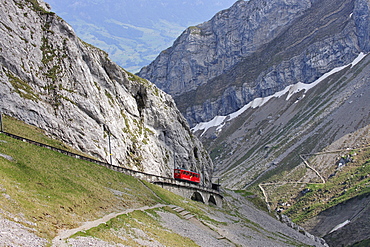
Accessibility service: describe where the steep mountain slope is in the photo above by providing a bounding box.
[139,0,370,127]
[194,39,370,247]
[137,0,370,245]
[0,119,327,246]
[197,53,370,188]
[46,0,236,72]
[0,0,213,183]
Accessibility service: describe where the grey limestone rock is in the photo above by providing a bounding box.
[0,0,213,183]
[139,0,370,127]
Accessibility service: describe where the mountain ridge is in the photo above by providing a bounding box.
[1,0,369,245]
[192,52,367,135]
[45,0,236,72]
[139,0,370,127]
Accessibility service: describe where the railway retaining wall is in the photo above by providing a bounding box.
[0,131,223,206]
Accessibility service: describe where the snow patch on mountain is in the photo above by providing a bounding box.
[192,52,367,136]
[329,220,351,234]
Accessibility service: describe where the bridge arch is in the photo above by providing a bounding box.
[191,191,205,203]
[208,195,217,206]
[149,180,222,207]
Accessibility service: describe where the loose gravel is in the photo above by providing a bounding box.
[0,217,47,247]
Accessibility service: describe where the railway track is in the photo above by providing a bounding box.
[0,130,221,197]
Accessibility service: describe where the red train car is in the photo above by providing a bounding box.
[174,169,201,184]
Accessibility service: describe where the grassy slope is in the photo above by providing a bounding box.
[284,149,370,223]
[0,115,206,244]
[0,133,158,239]
[0,115,321,246]
[253,145,370,225]
[71,207,199,246]
[1,115,87,156]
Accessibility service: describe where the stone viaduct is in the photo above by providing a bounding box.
[108,164,223,207]
[154,181,223,207]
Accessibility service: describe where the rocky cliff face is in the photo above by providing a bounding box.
[0,0,213,183]
[199,52,370,188]
[139,0,313,95]
[45,0,236,72]
[139,0,370,127]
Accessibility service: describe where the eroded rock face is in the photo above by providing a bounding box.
[139,0,370,127]
[0,0,213,183]
[139,0,313,96]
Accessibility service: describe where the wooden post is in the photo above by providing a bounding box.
[108,131,112,165]
[0,112,3,132]
[202,166,205,187]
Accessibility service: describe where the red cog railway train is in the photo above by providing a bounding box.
[174,169,201,184]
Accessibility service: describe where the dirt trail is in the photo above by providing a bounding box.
[52,204,166,246]
[259,146,370,206]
